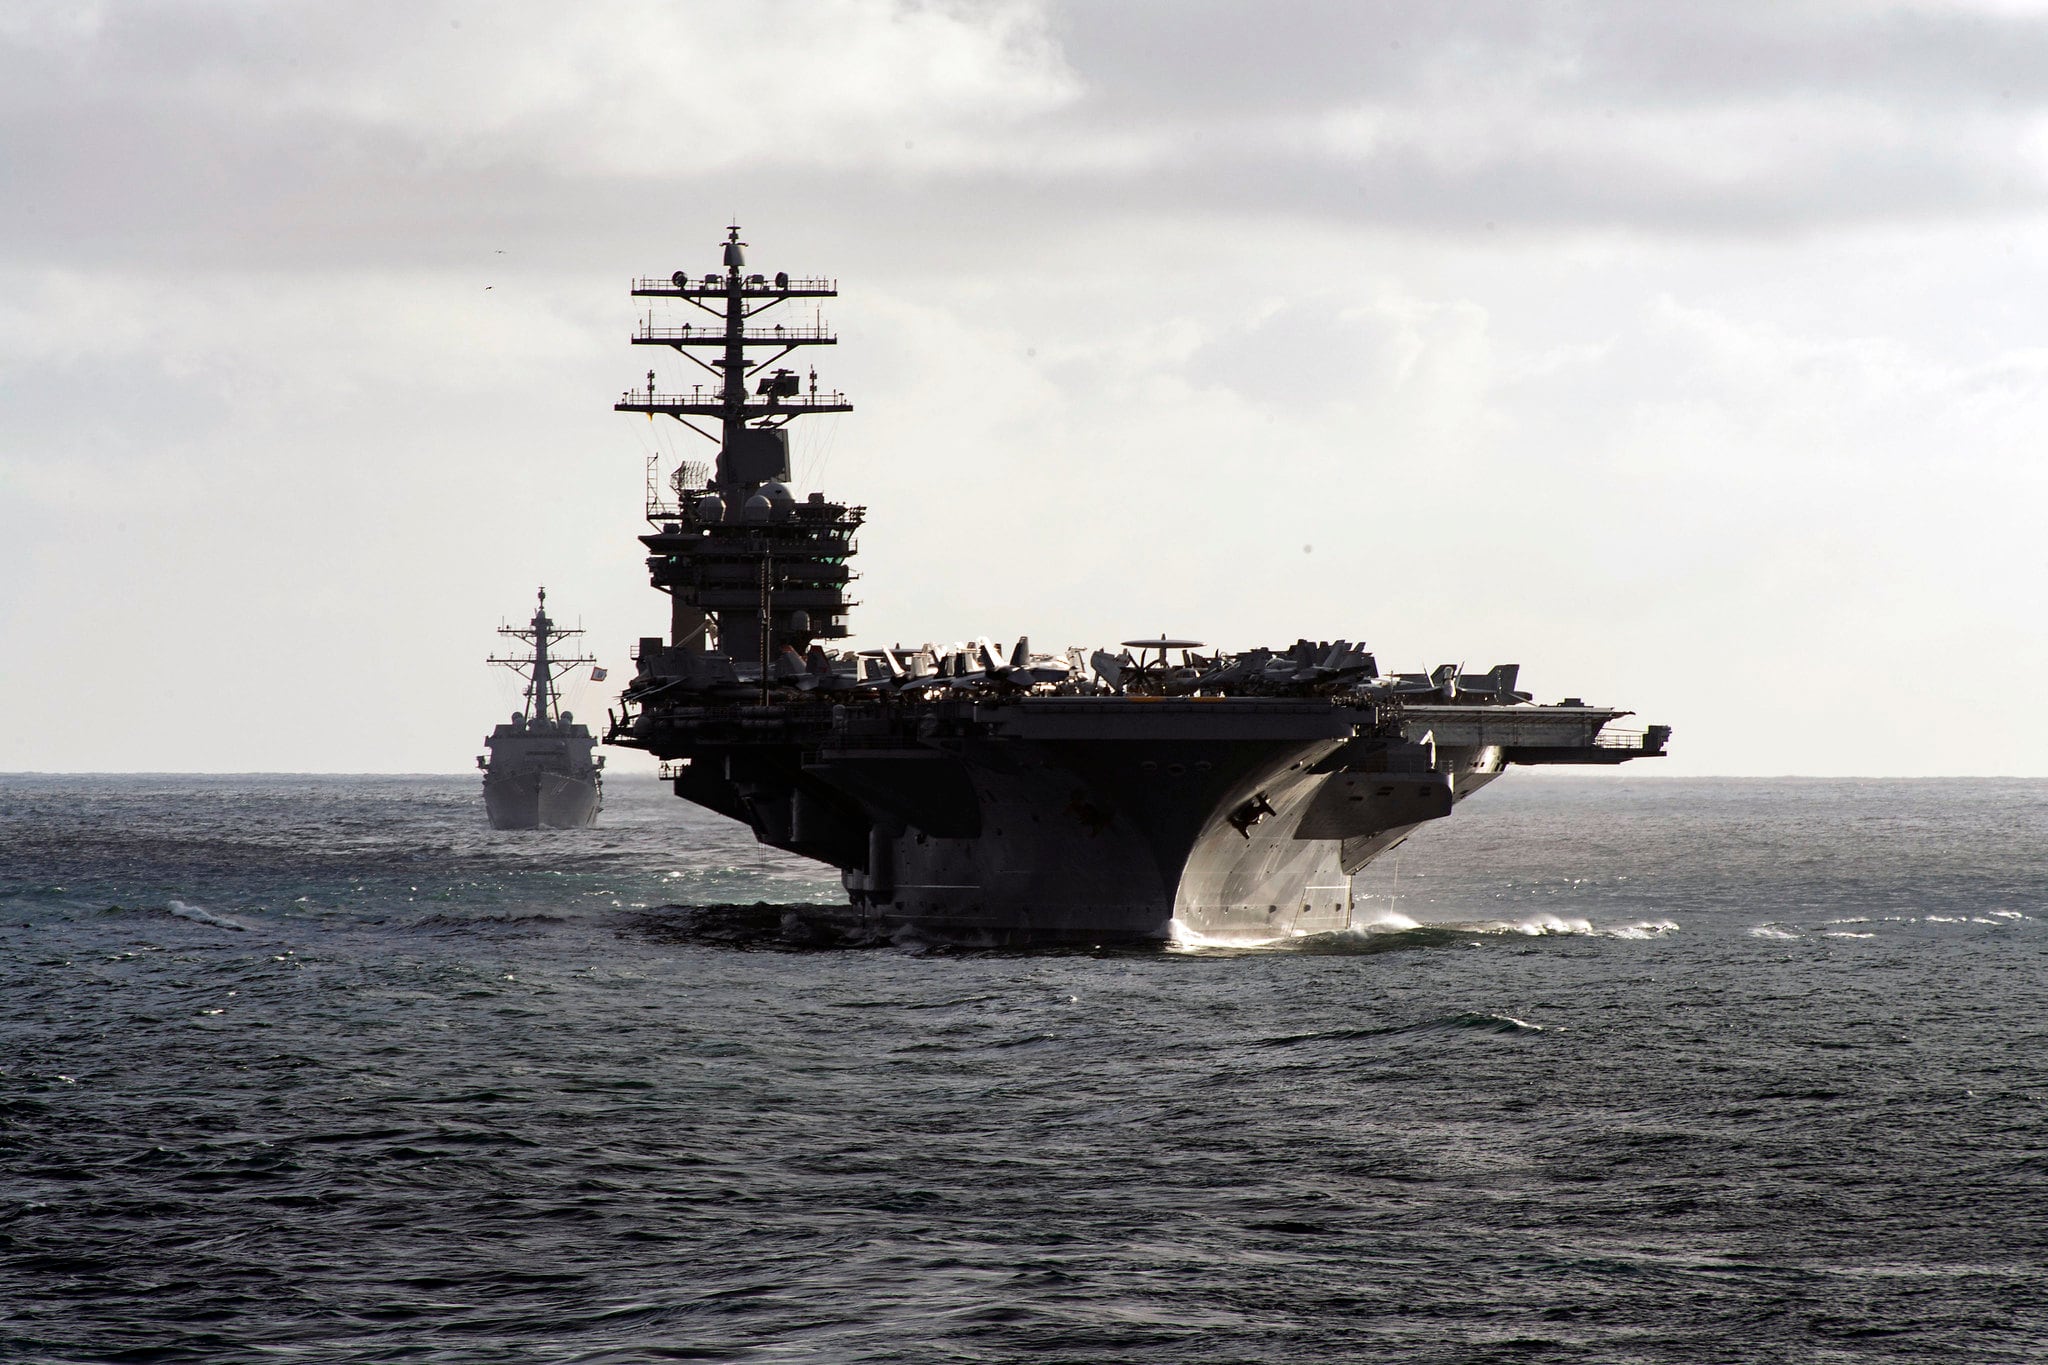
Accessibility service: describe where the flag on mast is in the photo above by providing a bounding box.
[591,666,609,682]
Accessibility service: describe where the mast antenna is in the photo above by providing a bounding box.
[486,586,595,726]
[616,226,861,666]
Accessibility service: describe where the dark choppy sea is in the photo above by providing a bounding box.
[3,774,2046,1363]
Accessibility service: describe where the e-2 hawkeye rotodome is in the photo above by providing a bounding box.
[608,227,1668,943]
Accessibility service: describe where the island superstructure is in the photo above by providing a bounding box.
[608,227,1668,942]
[479,588,604,829]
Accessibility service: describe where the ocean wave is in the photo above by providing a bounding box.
[617,903,893,951]
[399,911,571,934]
[165,900,250,932]
[1258,1011,1547,1046]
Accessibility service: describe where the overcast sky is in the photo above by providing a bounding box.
[4,0,2045,775]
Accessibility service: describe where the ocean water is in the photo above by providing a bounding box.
[3,773,2046,1363]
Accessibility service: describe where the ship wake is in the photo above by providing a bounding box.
[1169,911,1678,955]
[617,903,1679,955]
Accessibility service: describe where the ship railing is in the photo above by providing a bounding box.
[1593,727,1647,749]
[620,390,852,409]
[640,507,864,533]
[633,276,837,293]
[648,528,864,551]
[635,324,836,343]
[644,703,846,727]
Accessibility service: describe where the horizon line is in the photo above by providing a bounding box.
[4,770,2045,781]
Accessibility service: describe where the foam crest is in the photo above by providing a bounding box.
[1507,913,1595,936]
[1456,913,1676,940]
[1447,1011,1545,1034]
[1609,919,1682,940]
[1170,911,1678,953]
[167,900,249,932]
[1258,1011,1547,1046]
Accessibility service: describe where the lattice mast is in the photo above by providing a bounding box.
[619,224,850,505]
[487,587,595,727]
[616,227,862,671]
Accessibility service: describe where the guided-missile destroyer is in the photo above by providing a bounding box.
[480,588,605,829]
[608,227,1667,942]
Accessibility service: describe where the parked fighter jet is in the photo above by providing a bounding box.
[804,645,863,693]
[856,643,937,692]
[973,637,1075,688]
[835,638,1526,705]
[1089,648,1132,689]
[1382,663,1530,703]
[1208,639,1377,693]
[1385,665,1460,698]
[1450,664,1531,703]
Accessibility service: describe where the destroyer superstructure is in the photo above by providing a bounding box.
[609,227,1667,942]
[480,588,604,829]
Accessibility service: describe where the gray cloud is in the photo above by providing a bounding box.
[1040,0,2048,231]
[1052,0,2048,113]
[6,0,2048,280]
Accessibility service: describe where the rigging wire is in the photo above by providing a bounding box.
[809,411,843,493]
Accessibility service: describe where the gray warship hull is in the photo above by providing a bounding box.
[645,694,1649,944]
[483,768,602,830]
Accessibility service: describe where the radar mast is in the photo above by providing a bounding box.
[618,227,864,675]
[487,587,595,728]
[619,224,852,504]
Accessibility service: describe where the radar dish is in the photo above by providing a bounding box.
[1121,637,1204,650]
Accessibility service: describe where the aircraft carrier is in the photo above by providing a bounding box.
[608,227,1667,942]
[480,588,605,829]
